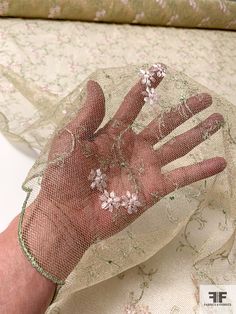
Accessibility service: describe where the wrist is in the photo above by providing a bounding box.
[18,196,90,284]
[0,214,56,314]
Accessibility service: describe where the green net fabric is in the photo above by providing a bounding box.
[0,63,236,312]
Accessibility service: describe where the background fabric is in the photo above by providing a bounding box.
[0,19,235,153]
[0,0,236,30]
[0,18,236,313]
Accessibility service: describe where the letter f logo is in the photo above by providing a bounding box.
[208,291,227,303]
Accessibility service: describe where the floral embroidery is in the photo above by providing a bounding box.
[88,169,141,214]
[152,63,166,78]
[100,190,121,212]
[219,0,228,14]
[142,87,159,106]
[122,191,142,214]
[189,0,197,10]
[167,14,179,26]
[140,63,166,105]
[88,168,107,192]
[133,12,145,23]
[120,0,129,4]
[94,9,106,21]
[139,69,156,86]
[0,0,9,15]
[124,303,152,314]
[48,5,61,19]
[155,0,166,8]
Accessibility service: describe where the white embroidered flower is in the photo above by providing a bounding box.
[219,0,227,13]
[155,0,166,8]
[124,303,151,314]
[139,69,155,86]
[48,5,61,18]
[167,14,179,26]
[122,191,142,214]
[94,9,106,21]
[100,190,121,212]
[133,11,145,23]
[88,168,107,192]
[189,0,197,10]
[152,63,166,78]
[0,1,9,15]
[142,87,159,106]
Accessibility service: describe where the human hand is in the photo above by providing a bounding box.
[22,65,226,283]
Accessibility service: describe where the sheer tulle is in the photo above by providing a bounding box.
[0,64,235,312]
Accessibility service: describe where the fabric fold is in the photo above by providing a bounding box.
[1,0,236,30]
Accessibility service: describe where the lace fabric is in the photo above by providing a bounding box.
[0,63,236,312]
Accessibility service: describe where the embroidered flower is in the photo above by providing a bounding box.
[120,0,129,4]
[155,0,166,8]
[167,14,179,26]
[94,9,106,21]
[100,190,121,212]
[122,191,142,214]
[48,5,61,19]
[142,87,159,106]
[88,168,107,192]
[189,0,197,10]
[152,63,166,78]
[219,0,227,13]
[124,303,152,314]
[139,69,156,86]
[133,12,145,23]
[0,0,9,15]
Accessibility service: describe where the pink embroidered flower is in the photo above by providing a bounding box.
[48,5,61,19]
[142,87,159,106]
[189,0,197,10]
[133,12,145,23]
[139,69,156,86]
[100,190,121,212]
[155,0,166,8]
[152,63,166,78]
[94,9,106,21]
[167,14,179,26]
[122,191,142,214]
[0,1,9,15]
[124,303,152,314]
[219,0,228,13]
[88,168,107,192]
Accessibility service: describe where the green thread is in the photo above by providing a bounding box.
[18,186,65,286]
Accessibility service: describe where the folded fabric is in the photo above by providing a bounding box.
[0,0,236,30]
[0,19,236,313]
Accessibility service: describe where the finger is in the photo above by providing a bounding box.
[156,113,224,166]
[162,157,227,196]
[106,63,166,133]
[66,80,105,139]
[139,93,212,145]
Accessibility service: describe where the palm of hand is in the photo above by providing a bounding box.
[41,69,226,245]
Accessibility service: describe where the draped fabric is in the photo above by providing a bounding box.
[0,18,236,313]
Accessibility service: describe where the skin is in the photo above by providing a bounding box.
[0,67,227,313]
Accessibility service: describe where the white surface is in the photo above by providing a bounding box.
[0,133,35,232]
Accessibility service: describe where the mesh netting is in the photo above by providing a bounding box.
[14,63,236,309]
